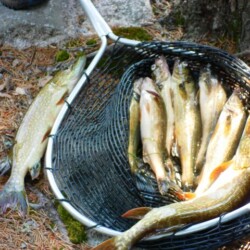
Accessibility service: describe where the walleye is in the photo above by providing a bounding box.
[152,56,175,156]
[209,114,250,183]
[195,66,227,174]
[195,91,247,196]
[0,56,86,215]
[92,114,250,249]
[172,60,201,190]
[140,77,172,195]
[128,78,143,173]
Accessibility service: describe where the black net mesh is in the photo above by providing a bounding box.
[49,41,250,248]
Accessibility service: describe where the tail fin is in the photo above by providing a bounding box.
[0,182,28,216]
[92,238,117,250]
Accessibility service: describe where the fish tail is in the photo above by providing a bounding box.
[157,178,170,195]
[92,238,117,250]
[0,182,28,216]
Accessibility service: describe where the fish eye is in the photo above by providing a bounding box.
[151,64,156,70]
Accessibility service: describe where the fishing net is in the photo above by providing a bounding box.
[48,41,250,248]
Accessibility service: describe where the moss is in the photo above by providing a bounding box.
[65,38,83,48]
[50,221,56,230]
[227,13,242,45]
[86,38,97,46]
[57,204,87,244]
[113,26,153,41]
[55,50,70,62]
[173,10,185,27]
[75,51,86,59]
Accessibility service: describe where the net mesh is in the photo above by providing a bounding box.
[49,41,250,248]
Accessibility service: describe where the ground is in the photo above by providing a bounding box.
[0,1,250,250]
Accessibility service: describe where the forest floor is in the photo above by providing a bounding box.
[0,1,250,249]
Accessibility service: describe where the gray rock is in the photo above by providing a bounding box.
[0,0,153,49]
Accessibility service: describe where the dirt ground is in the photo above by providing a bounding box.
[0,3,250,250]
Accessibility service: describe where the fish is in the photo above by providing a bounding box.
[209,114,250,182]
[195,66,227,174]
[151,56,175,156]
[140,77,173,195]
[0,56,86,216]
[195,90,247,196]
[91,114,250,249]
[172,60,201,190]
[127,78,143,173]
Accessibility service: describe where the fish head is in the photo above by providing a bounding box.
[133,78,143,99]
[172,60,189,83]
[53,55,86,92]
[151,56,171,87]
[140,77,162,105]
[225,90,245,116]
[173,60,196,99]
[199,65,220,95]
[199,65,212,90]
[141,77,158,93]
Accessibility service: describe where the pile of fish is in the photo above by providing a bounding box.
[92,56,250,250]
[128,56,247,197]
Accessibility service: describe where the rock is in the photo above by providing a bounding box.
[0,0,46,10]
[0,0,153,49]
[240,1,250,51]
[20,242,27,249]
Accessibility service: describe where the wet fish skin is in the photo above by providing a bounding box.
[209,114,250,183]
[195,91,247,196]
[195,67,227,174]
[140,77,171,195]
[128,78,143,173]
[0,56,86,215]
[233,115,250,169]
[92,122,250,250]
[172,60,201,190]
[152,56,175,156]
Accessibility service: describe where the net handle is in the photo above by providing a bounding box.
[79,0,112,37]
[79,0,140,46]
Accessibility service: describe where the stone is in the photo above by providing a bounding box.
[0,0,153,49]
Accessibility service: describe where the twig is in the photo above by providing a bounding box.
[27,184,70,243]
[25,48,36,69]
[234,50,250,59]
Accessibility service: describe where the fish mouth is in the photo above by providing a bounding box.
[146,90,161,98]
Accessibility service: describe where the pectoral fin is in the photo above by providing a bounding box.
[0,155,12,175]
[29,161,41,180]
[56,92,68,105]
[210,160,233,182]
[175,191,196,200]
[122,207,152,219]
[41,127,52,143]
